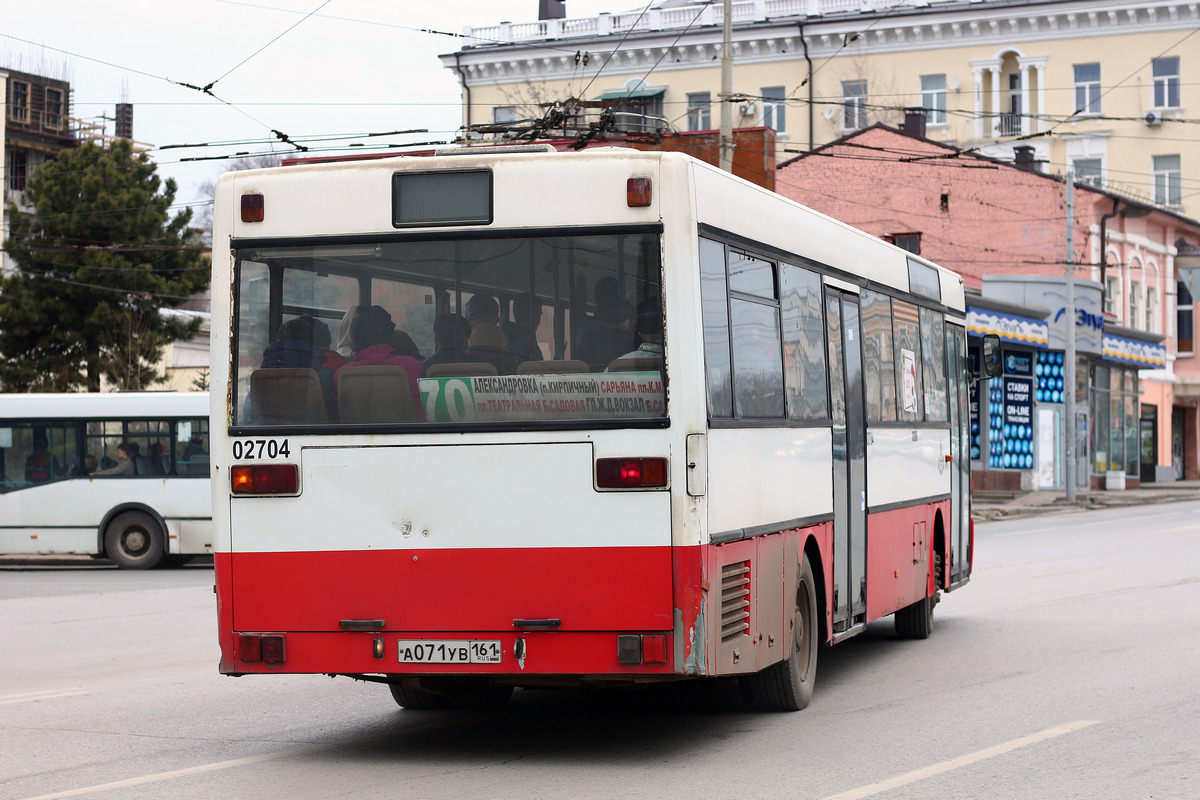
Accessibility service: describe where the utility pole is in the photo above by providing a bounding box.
[1064,170,1077,501]
[718,0,734,172]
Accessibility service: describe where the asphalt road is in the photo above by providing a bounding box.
[3,501,1197,800]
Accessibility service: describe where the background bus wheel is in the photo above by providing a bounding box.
[894,593,935,639]
[749,553,818,712]
[389,681,449,710]
[104,511,166,570]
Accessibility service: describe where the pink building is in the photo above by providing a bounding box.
[777,123,1200,486]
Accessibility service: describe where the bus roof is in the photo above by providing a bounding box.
[0,392,208,420]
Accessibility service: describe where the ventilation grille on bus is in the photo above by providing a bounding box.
[720,561,751,644]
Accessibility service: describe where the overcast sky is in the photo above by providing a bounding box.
[2,1,626,214]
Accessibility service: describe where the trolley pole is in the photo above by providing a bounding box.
[718,0,734,172]
[1064,170,1077,502]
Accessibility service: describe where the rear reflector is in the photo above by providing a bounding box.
[627,177,652,207]
[261,635,286,663]
[642,634,667,664]
[231,464,299,495]
[238,634,262,663]
[616,634,668,665]
[241,193,264,222]
[596,457,668,489]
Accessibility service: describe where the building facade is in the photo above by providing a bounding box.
[2,68,76,274]
[442,0,1199,218]
[776,123,1200,485]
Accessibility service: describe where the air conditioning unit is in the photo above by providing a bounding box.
[738,101,757,117]
[1144,109,1163,126]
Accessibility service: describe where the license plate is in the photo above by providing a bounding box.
[396,640,502,664]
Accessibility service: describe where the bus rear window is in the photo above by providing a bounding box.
[232,230,665,429]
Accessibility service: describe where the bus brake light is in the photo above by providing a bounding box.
[231,464,299,495]
[596,457,668,489]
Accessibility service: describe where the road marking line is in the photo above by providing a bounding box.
[19,738,364,800]
[0,689,87,705]
[822,720,1099,800]
[19,718,457,800]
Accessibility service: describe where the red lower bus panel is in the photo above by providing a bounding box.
[216,547,676,675]
[865,501,949,620]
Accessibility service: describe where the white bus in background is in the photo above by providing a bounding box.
[0,392,211,569]
[211,147,996,711]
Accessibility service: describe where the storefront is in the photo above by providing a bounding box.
[968,276,1165,492]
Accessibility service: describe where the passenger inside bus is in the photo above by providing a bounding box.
[467,321,520,375]
[607,298,664,370]
[260,316,339,418]
[336,304,426,420]
[421,314,471,374]
[24,436,60,484]
[577,299,636,371]
[94,442,137,476]
[502,292,544,362]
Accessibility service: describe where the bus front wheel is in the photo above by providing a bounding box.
[749,553,818,712]
[104,511,166,570]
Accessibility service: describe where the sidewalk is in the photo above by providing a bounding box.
[972,478,1200,521]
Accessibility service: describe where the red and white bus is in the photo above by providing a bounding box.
[210,146,988,710]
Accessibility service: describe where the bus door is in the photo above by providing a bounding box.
[826,290,867,633]
[946,324,970,586]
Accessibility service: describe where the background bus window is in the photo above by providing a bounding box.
[892,300,924,422]
[177,418,210,475]
[780,263,828,419]
[919,307,948,421]
[699,237,732,417]
[0,421,79,490]
[860,289,897,422]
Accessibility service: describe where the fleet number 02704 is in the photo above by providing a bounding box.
[396,640,502,664]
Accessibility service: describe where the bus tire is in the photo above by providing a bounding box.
[749,553,818,712]
[104,511,166,570]
[389,681,449,710]
[894,594,934,639]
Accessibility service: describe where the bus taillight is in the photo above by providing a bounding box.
[596,457,668,489]
[231,464,298,495]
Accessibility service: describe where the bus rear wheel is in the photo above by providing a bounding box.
[749,553,818,712]
[104,511,166,570]
[894,594,935,639]
[389,681,449,710]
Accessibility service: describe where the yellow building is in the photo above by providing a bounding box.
[440,0,1198,217]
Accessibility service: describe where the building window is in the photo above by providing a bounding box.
[9,80,29,122]
[1105,276,1121,317]
[1153,155,1182,206]
[761,86,786,132]
[1178,280,1194,354]
[1001,73,1022,135]
[886,233,921,254]
[1073,63,1101,115]
[1152,57,1180,108]
[1129,281,1141,329]
[919,74,947,125]
[842,80,867,129]
[44,87,63,129]
[686,92,711,131]
[1073,158,1103,187]
[492,106,517,125]
[1146,288,1158,333]
[9,148,28,192]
